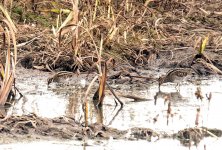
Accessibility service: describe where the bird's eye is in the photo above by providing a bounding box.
[178,72,187,77]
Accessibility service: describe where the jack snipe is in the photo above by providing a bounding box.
[158,68,193,90]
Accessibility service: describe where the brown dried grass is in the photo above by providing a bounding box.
[0,4,17,105]
[13,0,222,71]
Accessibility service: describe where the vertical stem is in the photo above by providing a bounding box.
[96,104,103,124]
[83,75,99,126]
[9,0,13,15]
[84,100,89,127]
[108,0,111,18]
[72,0,79,56]
[126,0,129,12]
[93,0,99,21]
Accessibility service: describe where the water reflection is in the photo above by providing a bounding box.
[67,91,84,122]
[1,68,222,149]
[11,68,222,133]
[11,78,222,133]
[154,90,185,106]
[1,68,222,150]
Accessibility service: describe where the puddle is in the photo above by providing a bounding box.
[3,67,222,148]
[14,68,222,132]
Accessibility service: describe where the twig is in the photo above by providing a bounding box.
[196,58,222,75]
[16,36,41,48]
[119,94,152,102]
[106,83,123,108]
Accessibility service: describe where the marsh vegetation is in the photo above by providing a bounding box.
[1,0,222,149]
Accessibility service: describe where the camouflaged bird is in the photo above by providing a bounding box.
[158,68,194,90]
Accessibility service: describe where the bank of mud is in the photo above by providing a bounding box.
[1,114,222,146]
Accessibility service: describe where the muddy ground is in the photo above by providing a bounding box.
[1,0,222,145]
[1,114,222,146]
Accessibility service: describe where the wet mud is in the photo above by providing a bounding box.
[0,114,222,146]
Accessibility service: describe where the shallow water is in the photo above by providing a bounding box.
[3,67,222,149]
[2,137,222,150]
